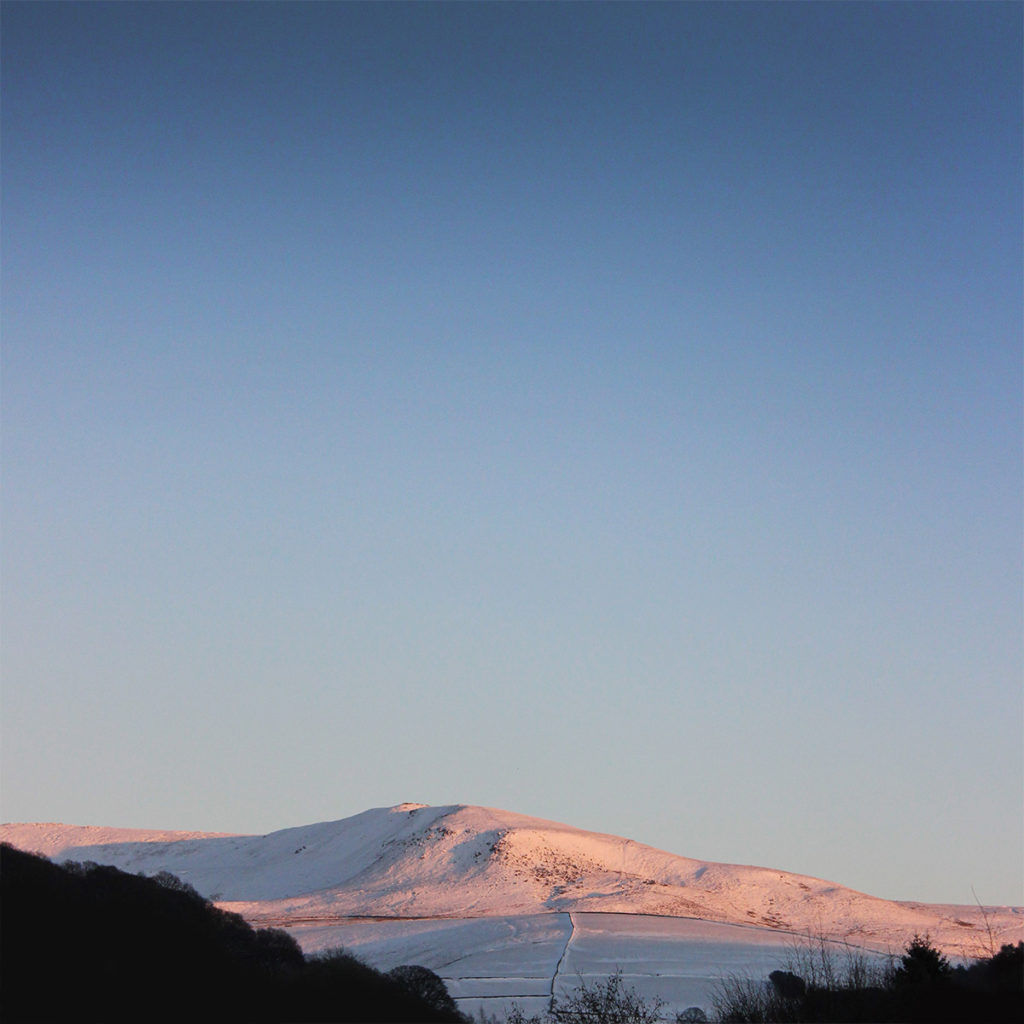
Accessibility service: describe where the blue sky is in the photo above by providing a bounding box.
[2,1,1021,906]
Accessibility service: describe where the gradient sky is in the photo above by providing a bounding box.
[2,1,1021,906]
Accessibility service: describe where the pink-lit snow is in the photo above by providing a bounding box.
[3,803,1020,1019]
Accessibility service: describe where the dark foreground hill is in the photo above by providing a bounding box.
[0,843,464,1023]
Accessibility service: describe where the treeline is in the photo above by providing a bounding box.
[0,843,465,1023]
[713,932,1024,1023]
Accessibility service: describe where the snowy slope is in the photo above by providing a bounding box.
[3,802,1020,958]
[284,911,808,1021]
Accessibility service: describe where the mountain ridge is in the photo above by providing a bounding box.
[2,802,1020,957]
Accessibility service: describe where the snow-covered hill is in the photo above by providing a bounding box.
[3,802,1019,959]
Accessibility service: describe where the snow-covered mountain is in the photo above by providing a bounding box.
[2,802,1019,958]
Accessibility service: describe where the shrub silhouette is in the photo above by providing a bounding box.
[676,1008,708,1023]
[768,970,806,999]
[507,970,664,1024]
[549,971,665,1024]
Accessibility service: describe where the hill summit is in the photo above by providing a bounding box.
[2,803,1018,957]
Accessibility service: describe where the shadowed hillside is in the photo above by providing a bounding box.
[0,843,464,1023]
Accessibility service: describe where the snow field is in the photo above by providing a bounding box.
[283,911,868,1020]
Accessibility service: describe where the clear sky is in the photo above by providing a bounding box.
[2,1,1021,907]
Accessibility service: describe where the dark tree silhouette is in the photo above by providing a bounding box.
[892,934,952,988]
[0,843,464,1023]
[714,932,1023,1023]
[387,965,463,1018]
